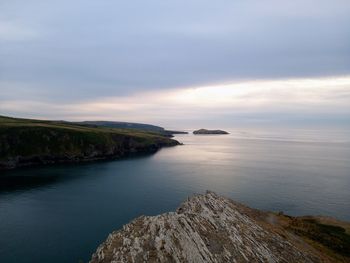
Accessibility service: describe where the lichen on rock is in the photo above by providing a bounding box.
[90,191,337,263]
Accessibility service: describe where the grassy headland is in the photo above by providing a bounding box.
[0,115,179,169]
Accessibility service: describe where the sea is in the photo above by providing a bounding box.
[1,127,349,263]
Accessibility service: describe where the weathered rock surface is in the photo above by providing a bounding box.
[193,129,229,135]
[90,191,338,263]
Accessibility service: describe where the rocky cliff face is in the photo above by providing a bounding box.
[0,125,179,170]
[90,192,344,263]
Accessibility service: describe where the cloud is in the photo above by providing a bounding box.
[0,21,39,41]
[0,0,349,102]
[1,76,349,127]
[0,0,349,127]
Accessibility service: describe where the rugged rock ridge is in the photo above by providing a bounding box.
[90,192,336,263]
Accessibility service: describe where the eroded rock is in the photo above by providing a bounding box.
[90,191,333,263]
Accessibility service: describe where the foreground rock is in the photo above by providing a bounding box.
[90,191,349,263]
[193,129,229,135]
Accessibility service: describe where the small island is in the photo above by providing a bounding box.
[193,128,229,135]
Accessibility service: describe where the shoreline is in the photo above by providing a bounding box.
[0,141,180,170]
[0,115,180,170]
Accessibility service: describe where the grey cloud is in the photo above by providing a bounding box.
[0,0,349,104]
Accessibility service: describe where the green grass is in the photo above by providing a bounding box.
[0,115,163,136]
[0,115,178,166]
[288,217,350,258]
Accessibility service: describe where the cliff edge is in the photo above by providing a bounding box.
[0,115,179,169]
[90,191,349,262]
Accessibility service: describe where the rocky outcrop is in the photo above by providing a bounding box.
[193,129,229,135]
[90,191,345,263]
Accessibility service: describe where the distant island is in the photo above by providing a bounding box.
[0,115,180,170]
[193,128,229,134]
[90,191,350,262]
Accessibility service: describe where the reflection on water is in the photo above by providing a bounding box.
[0,127,349,263]
[0,154,155,195]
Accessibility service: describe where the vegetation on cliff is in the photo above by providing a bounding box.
[0,115,179,169]
[279,214,350,260]
[72,120,188,136]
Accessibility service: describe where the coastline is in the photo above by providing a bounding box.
[0,116,180,170]
[0,138,180,170]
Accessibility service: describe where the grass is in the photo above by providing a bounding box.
[0,115,178,165]
[289,218,350,257]
[0,115,165,136]
[274,213,350,262]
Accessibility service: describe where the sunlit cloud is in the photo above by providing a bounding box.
[166,77,350,108]
[1,0,349,104]
[1,76,349,127]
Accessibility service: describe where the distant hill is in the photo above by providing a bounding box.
[73,121,188,136]
[0,115,179,169]
[74,121,165,132]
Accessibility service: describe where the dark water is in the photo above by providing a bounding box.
[1,128,350,263]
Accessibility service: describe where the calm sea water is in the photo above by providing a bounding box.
[1,128,350,263]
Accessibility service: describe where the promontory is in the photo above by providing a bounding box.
[90,191,350,263]
[0,115,180,170]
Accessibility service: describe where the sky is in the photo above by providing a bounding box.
[0,0,350,128]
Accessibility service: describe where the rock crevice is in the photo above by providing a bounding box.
[90,191,333,263]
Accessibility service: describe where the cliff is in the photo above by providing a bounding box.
[90,191,349,263]
[0,116,179,169]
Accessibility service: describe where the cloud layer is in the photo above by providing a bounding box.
[2,76,349,128]
[0,1,349,126]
